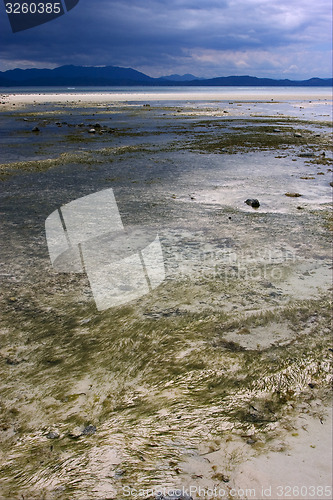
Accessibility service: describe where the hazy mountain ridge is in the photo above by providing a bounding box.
[0,65,331,86]
[158,73,203,81]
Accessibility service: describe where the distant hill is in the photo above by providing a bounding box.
[185,75,333,87]
[158,73,203,81]
[0,65,331,87]
[0,65,154,87]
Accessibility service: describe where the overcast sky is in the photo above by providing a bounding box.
[0,0,332,79]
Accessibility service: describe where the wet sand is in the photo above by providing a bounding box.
[0,93,332,499]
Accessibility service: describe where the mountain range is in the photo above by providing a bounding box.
[0,65,331,87]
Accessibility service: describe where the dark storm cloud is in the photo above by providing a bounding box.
[0,0,331,78]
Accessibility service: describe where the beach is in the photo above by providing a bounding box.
[0,88,332,499]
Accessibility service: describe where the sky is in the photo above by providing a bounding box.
[0,0,332,79]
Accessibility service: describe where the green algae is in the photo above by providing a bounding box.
[189,125,332,154]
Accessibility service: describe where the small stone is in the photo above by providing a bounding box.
[88,128,96,134]
[330,182,333,187]
[94,123,101,128]
[294,132,302,137]
[69,427,83,439]
[285,192,302,197]
[299,152,315,158]
[32,127,40,132]
[82,425,96,435]
[114,468,125,478]
[245,198,260,208]
[46,431,60,439]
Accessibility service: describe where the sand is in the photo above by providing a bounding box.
[1,88,333,107]
[177,405,332,500]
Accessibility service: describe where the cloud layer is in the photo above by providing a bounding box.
[0,0,332,78]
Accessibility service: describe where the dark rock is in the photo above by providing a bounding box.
[46,431,60,439]
[32,127,40,132]
[330,182,333,187]
[5,357,21,365]
[82,425,96,435]
[299,152,315,158]
[245,198,260,208]
[94,123,101,128]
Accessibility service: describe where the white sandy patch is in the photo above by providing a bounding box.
[178,405,332,500]
[230,406,333,500]
[1,90,332,107]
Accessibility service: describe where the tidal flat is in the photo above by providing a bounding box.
[0,94,332,499]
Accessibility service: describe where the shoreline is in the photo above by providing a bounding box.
[1,89,333,106]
